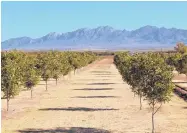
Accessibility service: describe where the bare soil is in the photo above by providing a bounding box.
[1,57,187,133]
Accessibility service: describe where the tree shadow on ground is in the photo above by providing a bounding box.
[90,71,111,73]
[92,74,116,76]
[38,107,118,112]
[95,76,115,78]
[1,96,16,99]
[72,83,86,85]
[76,79,110,81]
[72,96,120,98]
[38,83,53,85]
[182,106,187,109]
[41,79,56,81]
[73,88,114,91]
[17,127,111,133]
[87,83,116,85]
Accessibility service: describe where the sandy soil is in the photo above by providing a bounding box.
[1,57,187,133]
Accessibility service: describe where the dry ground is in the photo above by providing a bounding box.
[1,57,187,133]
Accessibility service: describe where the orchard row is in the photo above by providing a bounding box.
[113,44,187,133]
[1,50,97,111]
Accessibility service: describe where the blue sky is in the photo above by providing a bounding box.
[1,1,187,41]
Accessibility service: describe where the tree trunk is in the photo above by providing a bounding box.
[46,80,48,91]
[139,94,142,110]
[31,88,33,98]
[152,103,155,133]
[74,69,76,75]
[152,112,155,133]
[56,78,57,85]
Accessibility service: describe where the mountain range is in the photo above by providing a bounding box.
[2,25,187,51]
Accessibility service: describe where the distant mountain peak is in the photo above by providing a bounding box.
[47,32,59,35]
[96,26,114,30]
[136,25,158,31]
[45,32,62,37]
[142,25,157,28]
[2,25,187,50]
[75,28,90,32]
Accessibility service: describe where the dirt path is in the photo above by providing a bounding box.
[1,57,187,133]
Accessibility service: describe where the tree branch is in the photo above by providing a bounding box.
[153,103,162,115]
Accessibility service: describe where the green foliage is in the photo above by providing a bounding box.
[115,52,174,104]
[37,51,53,90]
[1,50,25,98]
[60,52,72,76]
[140,53,174,103]
[23,56,39,88]
[166,53,182,69]
[22,55,40,98]
[174,42,187,54]
[1,50,26,111]
[114,51,174,133]
[67,51,97,75]
[177,54,187,75]
[1,50,97,110]
[48,51,62,84]
[165,44,187,75]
